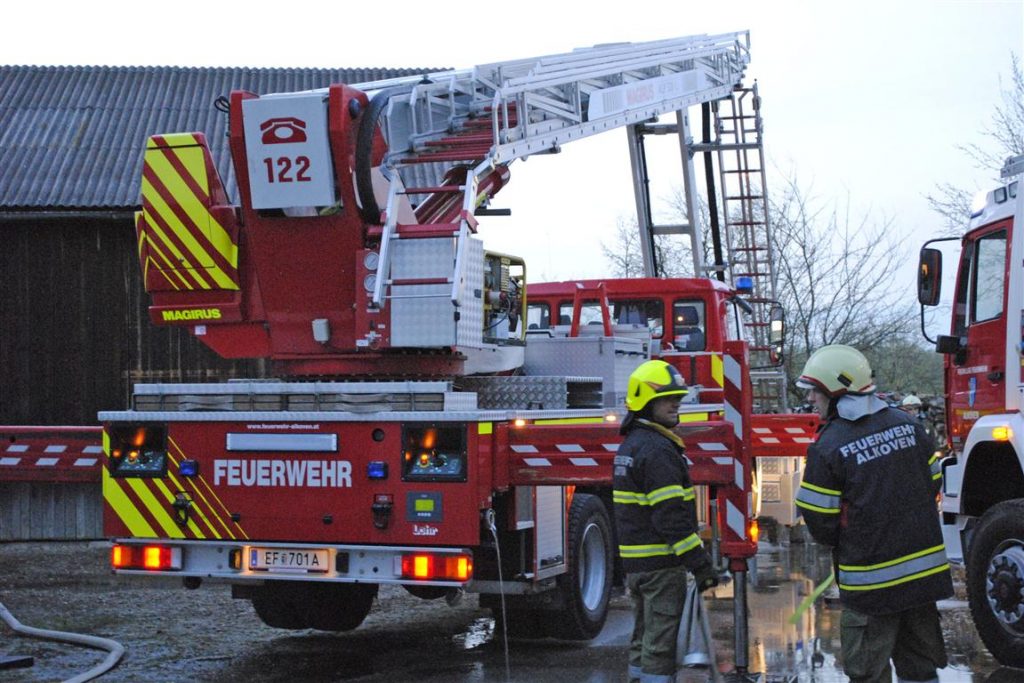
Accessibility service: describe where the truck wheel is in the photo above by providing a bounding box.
[251,581,377,632]
[251,581,308,629]
[306,583,378,631]
[548,493,613,640]
[967,499,1024,666]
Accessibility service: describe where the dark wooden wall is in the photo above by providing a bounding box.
[0,216,264,425]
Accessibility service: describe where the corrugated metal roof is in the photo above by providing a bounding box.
[0,65,442,210]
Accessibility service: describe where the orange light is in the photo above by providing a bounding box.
[514,419,526,427]
[413,555,431,578]
[144,546,163,569]
[454,556,471,581]
[604,413,618,422]
[418,453,431,467]
[993,426,1013,441]
[111,545,127,568]
[401,553,473,581]
[749,519,760,544]
[127,450,140,463]
[422,429,437,449]
[132,428,147,448]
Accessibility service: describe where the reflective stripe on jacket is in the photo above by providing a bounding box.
[796,405,953,615]
[613,419,711,574]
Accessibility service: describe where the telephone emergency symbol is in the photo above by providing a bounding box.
[260,117,307,145]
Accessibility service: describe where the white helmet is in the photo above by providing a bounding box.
[795,344,875,398]
[901,395,923,407]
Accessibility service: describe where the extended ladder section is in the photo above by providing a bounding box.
[713,86,787,411]
[361,32,752,311]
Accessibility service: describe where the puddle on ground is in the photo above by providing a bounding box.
[738,532,1004,682]
[454,617,496,650]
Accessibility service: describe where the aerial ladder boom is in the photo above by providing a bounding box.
[356,32,751,313]
[133,32,751,378]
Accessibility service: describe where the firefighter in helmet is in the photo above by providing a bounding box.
[900,393,923,416]
[613,359,719,683]
[795,345,952,683]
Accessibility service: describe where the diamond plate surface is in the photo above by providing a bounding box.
[455,375,602,410]
[524,336,649,408]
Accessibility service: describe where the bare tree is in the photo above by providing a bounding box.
[772,174,914,352]
[927,54,1024,233]
[770,174,917,401]
[601,216,693,278]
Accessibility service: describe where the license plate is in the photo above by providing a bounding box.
[249,547,329,573]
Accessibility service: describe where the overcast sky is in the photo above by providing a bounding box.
[5,0,1023,286]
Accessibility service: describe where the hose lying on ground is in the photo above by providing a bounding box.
[788,572,835,625]
[0,601,124,683]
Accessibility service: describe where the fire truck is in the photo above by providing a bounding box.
[918,153,1024,665]
[99,32,815,669]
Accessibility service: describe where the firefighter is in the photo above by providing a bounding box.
[794,345,953,683]
[900,393,923,416]
[613,359,719,683]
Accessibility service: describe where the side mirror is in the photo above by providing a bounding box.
[918,248,942,306]
[768,304,785,366]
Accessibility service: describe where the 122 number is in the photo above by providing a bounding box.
[263,156,312,183]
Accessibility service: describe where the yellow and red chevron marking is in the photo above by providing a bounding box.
[101,432,247,541]
[137,133,239,292]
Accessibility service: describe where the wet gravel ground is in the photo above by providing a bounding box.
[0,541,500,682]
[0,540,1015,682]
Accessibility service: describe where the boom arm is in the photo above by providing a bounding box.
[132,33,751,377]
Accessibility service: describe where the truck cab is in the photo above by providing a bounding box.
[918,154,1024,665]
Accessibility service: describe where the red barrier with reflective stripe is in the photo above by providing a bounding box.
[502,419,740,487]
[750,413,819,458]
[0,426,103,482]
[717,342,757,559]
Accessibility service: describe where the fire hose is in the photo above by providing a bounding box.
[0,601,124,682]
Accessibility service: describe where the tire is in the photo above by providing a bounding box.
[251,581,378,632]
[251,582,307,629]
[547,493,614,640]
[966,499,1024,666]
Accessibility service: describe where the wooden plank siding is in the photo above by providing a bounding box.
[0,482,102,540]
[0,216,265,425]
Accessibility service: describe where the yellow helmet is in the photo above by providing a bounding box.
[626,360,688,412]
[796,344,875,397]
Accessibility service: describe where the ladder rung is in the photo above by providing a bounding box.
[401,150,490,163]
[399,223,460,237]
[367,221,472,239]
[404,185,463,195]
[744,322,770,327]
[728,221,766,227]
[425,133,494,146]
[730,246,768,252]
[723,169,763,174]
[733,272,768,277]
[390,277,453,286]
[725,194,764,200]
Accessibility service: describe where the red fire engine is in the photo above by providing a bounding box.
[919,153,1024,665]
[95,32,816,671]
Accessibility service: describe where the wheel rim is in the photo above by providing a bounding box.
[986,542,1024,632]
[578,520,608,613]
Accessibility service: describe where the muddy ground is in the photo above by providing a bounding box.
[0,540,1009,682]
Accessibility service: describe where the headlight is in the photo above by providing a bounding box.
[107,424,168,478]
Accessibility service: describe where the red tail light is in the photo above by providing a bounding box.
[111,544,182,571]
[401,552,472,582]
